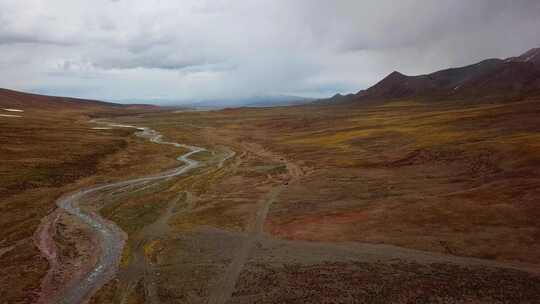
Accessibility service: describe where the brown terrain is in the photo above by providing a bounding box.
[330,48,540,102]
[0,89,177,303]
[2,48,540,303]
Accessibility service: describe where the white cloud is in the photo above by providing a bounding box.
[0,0,539,103]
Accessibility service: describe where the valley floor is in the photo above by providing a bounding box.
[3,97,540,303]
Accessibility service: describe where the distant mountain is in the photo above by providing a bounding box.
[186,95,313,108]
[112,94,313,109]
[324,47,540,103]
[241,95,314,107]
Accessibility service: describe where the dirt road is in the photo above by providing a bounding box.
[207,186,284,304]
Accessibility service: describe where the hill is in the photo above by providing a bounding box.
[506,47,540,65]
[0,88,159,112]
[325,47,540,103]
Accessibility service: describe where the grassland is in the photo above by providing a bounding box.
[132,98,540,265]
[0,105,181,303]
[77,97,540,303]
[4,95,540,303]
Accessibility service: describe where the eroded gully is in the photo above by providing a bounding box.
[35,122,205,304]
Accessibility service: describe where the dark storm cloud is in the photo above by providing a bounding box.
[0,32,75,46]
[291,0,540,58]
[315,1,540,52]
[0,0,539,102]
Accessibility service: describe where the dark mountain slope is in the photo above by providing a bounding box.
[506,48,540,65]
[325,47,540,103]
[0,88,122,110]
[0,88,159,112]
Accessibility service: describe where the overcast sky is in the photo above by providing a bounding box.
[1,0,539,103]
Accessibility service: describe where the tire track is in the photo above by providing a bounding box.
[207,186,283,304]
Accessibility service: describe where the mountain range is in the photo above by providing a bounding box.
[326,47,540,103]
[187,95,313,108]
[3,48,540,109]
[111,94,313,108]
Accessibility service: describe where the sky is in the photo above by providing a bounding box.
[0,0,539,104]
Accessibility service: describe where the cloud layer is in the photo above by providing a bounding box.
[0,0,539,103]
